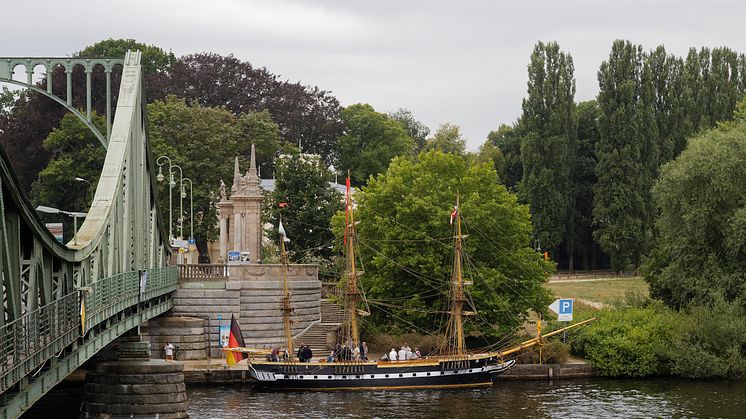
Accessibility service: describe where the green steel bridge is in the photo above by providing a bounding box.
[0,52,176,418]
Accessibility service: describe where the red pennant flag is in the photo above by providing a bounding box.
[225,314,247,367]
[344,176,351,245]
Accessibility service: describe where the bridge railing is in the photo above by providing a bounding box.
[0,292,79,393]
[0,266,177,394]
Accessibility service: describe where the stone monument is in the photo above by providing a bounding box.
[216,144,263,263]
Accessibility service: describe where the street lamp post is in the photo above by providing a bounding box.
[156,156,176,242]
[181,178,194,240]
[75,177,92,209]
[171,164,184,239]
[36,205,87,245]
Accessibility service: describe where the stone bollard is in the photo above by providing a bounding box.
[80,339,189,418]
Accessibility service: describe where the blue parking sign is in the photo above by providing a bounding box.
[549,298,574,321]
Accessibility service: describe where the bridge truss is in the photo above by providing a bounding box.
[0,52,176,418]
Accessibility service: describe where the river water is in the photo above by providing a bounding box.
[23,378,746,418]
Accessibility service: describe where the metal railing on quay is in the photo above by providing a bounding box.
[178,264,229,280]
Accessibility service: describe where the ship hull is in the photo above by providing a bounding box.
[247,356,514,391]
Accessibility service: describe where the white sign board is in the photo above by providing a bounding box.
[549,298,573,321]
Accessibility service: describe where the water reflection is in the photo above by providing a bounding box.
[23,378,746,418]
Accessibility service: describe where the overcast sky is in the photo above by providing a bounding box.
[1,0,743,150]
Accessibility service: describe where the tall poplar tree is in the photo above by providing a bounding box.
[594,40,653,271]
[520,42,577,263]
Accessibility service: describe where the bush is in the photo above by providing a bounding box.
[572,303,673,377]
[668,299,746,379]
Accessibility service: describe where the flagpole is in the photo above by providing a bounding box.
[279,215,295,360]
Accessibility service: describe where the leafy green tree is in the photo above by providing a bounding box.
[236,110,282,176]
[594,40,651,271]
[76,38,176,75]
[336,103,413,185]
[475,139,505,180]
[30,113,106,241]
[520,41,577,262]
[148,96,241,244]
[645,112,746,310]
[389,108,430,152]
[488,124,523,190]
[345,150,552,338]
[265,150,342,261]
[424,123,466,155]
[571,100,601,269]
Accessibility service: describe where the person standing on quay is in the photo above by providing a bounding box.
[165,342,175,361]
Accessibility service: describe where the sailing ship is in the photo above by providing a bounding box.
[225,177,593,390]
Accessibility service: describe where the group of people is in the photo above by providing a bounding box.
[384,344,421,361]
[296,344,313,362]
[326,341,369,362]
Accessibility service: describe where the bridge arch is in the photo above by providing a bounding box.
[0,57,124,148]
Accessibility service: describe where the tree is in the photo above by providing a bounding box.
[265,150,342,261]
[488,124,523,190]
[389,108,430,153]
[336,103,413,185]
[645,112,746,310]
[424,123,466,155]
[149,53,344,165]
[594,40,652,271]
[147,96,242,246]
[347,150,552,337]
[0,39,175,191]
[571,100,602,269]
[520,41,577,263]
[76,38,176,76]
[475,139,505,180]
[30,113,106,242]
[236,110,282,176]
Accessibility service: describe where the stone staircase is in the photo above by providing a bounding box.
[294,299,347,356]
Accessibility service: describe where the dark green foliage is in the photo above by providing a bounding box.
[336,104,413,186]
[573,300,746,379]
[645,115,746,310]
[594,40,653,271]
[520,41,577,257]
[571,101,601,269]
[389,108,430,153]
[265,150,342,261]
[149,53,344,166]
[346,150,552,338]
[148,96,242,243]
[668,299,746,379]
[76,38,176,75]
[488,124,523,190]
[572,303,673,377]
[30,113,106,242]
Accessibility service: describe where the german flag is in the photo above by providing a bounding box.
[225,314,247,367]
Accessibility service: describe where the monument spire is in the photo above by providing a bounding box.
[231,156,241,194]
[246,143,261,193]
[249,143,257,174]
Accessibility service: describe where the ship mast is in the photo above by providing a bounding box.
[450,194,467,356]
[345,174,361,350]
[279,216,294,358]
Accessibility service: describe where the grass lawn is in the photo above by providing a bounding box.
[547,277,649,306]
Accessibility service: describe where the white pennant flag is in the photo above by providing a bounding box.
[278,220,291,242]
